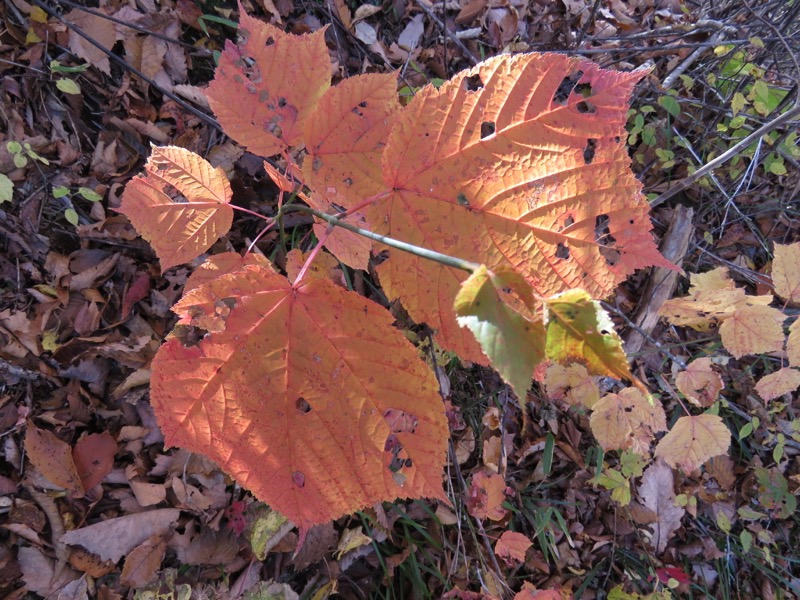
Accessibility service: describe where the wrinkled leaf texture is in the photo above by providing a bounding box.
[151,265,448,530]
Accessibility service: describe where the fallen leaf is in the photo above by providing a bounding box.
[544,363,599,409]
[719,305,785,358]
[495,530,532,565]
[772,242,800,304]
[675,357,723,407]
[466,469,508,521]
[589,388,667,454]
[120,536,167,588]
[755,368,800,402]
[654,414,730,472]
[72,432,116,490]
[24,423,84,496]
[637,460,684,553]
[61,508,180,562]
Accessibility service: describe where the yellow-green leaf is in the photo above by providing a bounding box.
[56,78,81,95]
[455,266,545,400]
[544,289,635,384]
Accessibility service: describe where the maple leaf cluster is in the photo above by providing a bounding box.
[117,5,691,532]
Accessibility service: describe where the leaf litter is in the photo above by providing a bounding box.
[1,0,800,598]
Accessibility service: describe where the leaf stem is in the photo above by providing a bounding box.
[279,205,482,273]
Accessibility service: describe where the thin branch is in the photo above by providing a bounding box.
[279,204,482,273]
[650,102,800,208]
[32,0,221,131]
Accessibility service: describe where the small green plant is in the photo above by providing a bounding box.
[7,140,49,169]
[52,184,103,226]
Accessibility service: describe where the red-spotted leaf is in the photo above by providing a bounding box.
[368,53,674,361]
[206,5,331,157]
[118,146,233,272]
[150,265,448,531]
[454,266,545,400]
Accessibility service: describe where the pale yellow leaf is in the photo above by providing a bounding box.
[787,320,800,367]
[675,357,723,407]
[719,305,785,358]
[654,414,730,472]
[755,368,800,402]
[589,388,667,454]
[772,242,800,304]
[544,363,599,409]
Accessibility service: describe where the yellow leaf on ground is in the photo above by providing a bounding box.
[589,388,667,454]
[772,242,800,304]
[544,363,599,409]
[788,320,800,367]
[675,357,723,407]
[755,368,800,402]
[719,305,785,358]
[654,414,730,472]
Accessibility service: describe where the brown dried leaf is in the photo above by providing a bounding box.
[24,423,84,496]
[120,536,166,588]
[72,432,116,491]
[61,508,180,563]
[675,357,723,407]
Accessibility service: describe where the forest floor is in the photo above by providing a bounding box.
[1,0,799,598]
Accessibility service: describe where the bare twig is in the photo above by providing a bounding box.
[414,0,480,66]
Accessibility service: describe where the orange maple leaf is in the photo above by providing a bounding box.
[367,54,675,361]
[150,265,448,531]
[206,4,331,157]
[117,146,233,272]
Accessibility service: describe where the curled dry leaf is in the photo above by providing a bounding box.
[675,357,723,407]
[589,388,667,454]
[637,460,684,554]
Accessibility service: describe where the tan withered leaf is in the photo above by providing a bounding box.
[589,388,667,454]
[788,320,800,367]
[24,423,84,497]
[675,357,723,407]
[654,414,730,472]
[719,305,785,358]
[151,265,448,531]
[544,363,600,409]
[118,146,233,272]
[120,536,166,588]
[755,368,800,402]
[637,460,684,554]
[772,242,800,304]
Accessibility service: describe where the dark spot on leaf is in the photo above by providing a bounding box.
[343,177,353,186]
[615,136,621,143]
[576,100,595,114]
[265,36,275,46]
[359,101,367,108]
[457,193,470,207]
[404,458,413,468]
[553,71,583,105]
[259,90,269,102]
[464,74,483,91]
[296,397,311,413]
[583,139,597,164]
[278,97,287,108]
[352,106,363,116]
[292,471,305,487]
[564,215,574,227]
[480,121,495,138]
[556,242,570,259]
[629,219,635,224]
[575,82,592,97]
[384,433,400,452]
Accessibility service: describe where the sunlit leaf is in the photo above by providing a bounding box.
[654,414,730,472]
